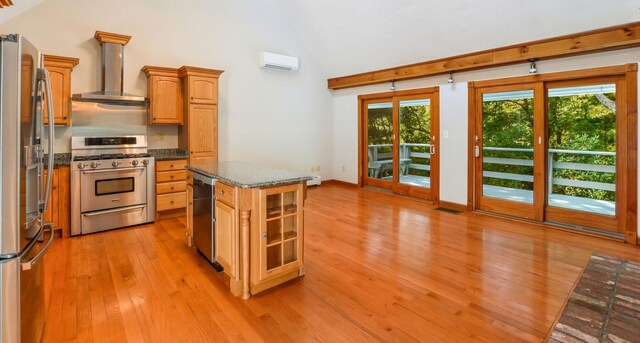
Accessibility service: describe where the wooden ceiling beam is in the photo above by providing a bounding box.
[327,21,640,90]
[0,0,14,8]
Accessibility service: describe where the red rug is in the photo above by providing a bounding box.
[549,254,640,343]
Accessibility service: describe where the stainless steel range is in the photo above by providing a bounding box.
[70,135,155,235]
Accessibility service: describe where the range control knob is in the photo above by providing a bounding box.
[142,159,149,166]
[112,161,121,167]
[77,163,86,170]
[131,160,139,166]
[90,162,99,169]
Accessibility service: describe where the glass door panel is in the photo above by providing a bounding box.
[544,80,619,233]
[398,99,431,189]
[475,86,540,220]
[365,101,394,188]
[481,90,535,203]
[547,84,616,215]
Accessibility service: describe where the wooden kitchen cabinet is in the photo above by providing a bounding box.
[251,183,304,293]
[185,75,218,104]
[43,55,79,126]
[42,166,70,237]
[178,66,223,165]
[142,66,183,125]
[188,103,217,159]
[215,182,237,278]
[155,159,187,219]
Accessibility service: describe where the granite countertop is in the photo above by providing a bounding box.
[149,148,189,161]
[43,153,71,167]
[186,161,313,188]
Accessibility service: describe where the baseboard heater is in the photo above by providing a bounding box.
[308,175,321,186]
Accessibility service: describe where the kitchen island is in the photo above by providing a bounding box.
[186,161,311,298]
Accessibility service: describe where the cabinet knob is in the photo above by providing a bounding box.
[261,233,267,238]
[171,186,174,190]
[62,116,67,120]
[170,200,174,204]
[170,175,174,179]
[154,117,157,120]
[170,164,174,168]
[219,190,225,196]
[191,96,194,100]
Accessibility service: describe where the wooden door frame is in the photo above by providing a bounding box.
[358,87,440,201]
[468,64,638,244]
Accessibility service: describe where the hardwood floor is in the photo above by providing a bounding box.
[41,183,640,342]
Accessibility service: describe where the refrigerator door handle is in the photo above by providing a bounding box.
[21,223,54,271]
[39,68,55,214]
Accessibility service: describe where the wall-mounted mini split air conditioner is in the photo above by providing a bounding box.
[260,51,299,72]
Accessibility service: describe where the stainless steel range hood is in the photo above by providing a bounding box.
[73,31,146,105]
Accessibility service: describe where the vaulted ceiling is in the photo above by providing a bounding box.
[2,0,640,79]
[276,0,640,77]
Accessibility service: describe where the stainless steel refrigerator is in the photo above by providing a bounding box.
[0,34,55,343]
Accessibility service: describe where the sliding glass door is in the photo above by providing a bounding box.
[474,84,543,220]
[473,73,627,235]
[544,78,622,231]
[361,88,439,200]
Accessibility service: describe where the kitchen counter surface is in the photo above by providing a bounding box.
[186,161,312,188]
[149,148,189,161]
[44,153,71,167]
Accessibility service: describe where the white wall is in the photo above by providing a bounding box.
[331,49,640,236]
[0,0,333,176]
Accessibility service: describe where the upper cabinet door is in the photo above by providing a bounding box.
[43,55,78,126]
[142,66,184,125]
[188,76,218,104]
[150,76,183,124]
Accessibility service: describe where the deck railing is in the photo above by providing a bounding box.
[367,143,431,177]
[482,147,616,196]
[367,144,616,197]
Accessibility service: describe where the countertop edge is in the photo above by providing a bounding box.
[186,164,313,189]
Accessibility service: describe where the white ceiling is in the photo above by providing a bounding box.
[2,0,640,79]
[0,0,45,24]
[275,0,640,78]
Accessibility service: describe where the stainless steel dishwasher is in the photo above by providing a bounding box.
[192,172,223,271]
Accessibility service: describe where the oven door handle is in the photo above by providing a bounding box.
[82,204,146,217]
[81,167,145,174]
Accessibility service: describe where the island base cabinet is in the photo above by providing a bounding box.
[250,183,304,294]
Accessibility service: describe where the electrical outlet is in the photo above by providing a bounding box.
[341,165,346,172]
[316,166,321,172]
[154,132,165,141]
[310,167,314,172]
[443,130,449,139]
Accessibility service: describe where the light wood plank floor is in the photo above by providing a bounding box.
[41,183,640,342]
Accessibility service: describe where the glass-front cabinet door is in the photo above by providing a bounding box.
[256,183,304,283]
